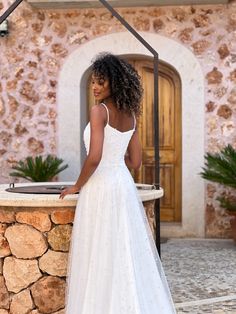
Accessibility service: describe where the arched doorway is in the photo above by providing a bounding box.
[87,58,181,222]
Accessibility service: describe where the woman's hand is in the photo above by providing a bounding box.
[59,185,80,199]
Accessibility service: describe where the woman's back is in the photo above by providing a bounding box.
[83,103,136,167]
[103,103,136,133]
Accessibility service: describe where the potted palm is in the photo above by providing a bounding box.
[10,155,68,182]
[200,144,236,243]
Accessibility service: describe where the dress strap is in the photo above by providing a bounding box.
[101,103,109,125]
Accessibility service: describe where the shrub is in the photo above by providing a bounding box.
[10,155,68,182]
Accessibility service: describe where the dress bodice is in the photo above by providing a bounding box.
[83,103,136,167]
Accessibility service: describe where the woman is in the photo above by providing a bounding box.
[60,52,176,313]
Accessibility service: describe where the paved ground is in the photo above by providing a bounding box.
[161,238,236,314]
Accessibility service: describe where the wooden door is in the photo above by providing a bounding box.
[87,58,182,222]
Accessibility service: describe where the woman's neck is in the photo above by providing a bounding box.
[102,97,115,108]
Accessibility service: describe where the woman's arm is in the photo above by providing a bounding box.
[125,127,142,170]
[60,105,105,199]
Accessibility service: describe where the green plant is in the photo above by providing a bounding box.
[10,155,69,182]
[200,144,236,212]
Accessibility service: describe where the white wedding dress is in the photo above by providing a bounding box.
[65,103,176,314]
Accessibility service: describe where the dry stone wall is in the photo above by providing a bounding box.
[0,207,75,314]
[0,200,156,313]
[0,2,236,237]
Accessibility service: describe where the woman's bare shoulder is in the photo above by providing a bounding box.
[89,104,106,125]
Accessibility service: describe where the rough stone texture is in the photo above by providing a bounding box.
[5,224,48,258]
[217,43,230,59]
[29,310,42,314]
[38,249,68,276]
[191,39,211,55]
[3,256,42,293]
[206,101,216,112]
[217,104,232,119]
[0,223,7,235]
[143,200,156,242]
[15,123,28,136]
[192,13,211,28]
[206,67,223,84]
[53,310,65,314]
[221,121,235,137]
[0,310,8,314]
[0,211,15,223]
[0,149,6,156]
[30,276,65,313]
[0,97,5,117]
[0,258,3,274]
[153,18,164,32]
[178,27,194,42]
[10,288,34,314]
[51,209,75,224]
[0,132,12,146]
[16,211,51,232]
[229,214,236,241]
[68,30,87,45]
[27,137,44,154]
[22,105,33,119]
[51,43,68,57]
[47,224,72,252]
[229,69,236,83]
[0,276,10,309]
[205,183,233,238]
[228,87,236,105]
[227,11,236,31]
[172,7,188,22]
[213,86,228,99]
[207,184,217,198]
[51,20,67,38]
[0,235,11,257]
[8,95,19,113]
[20,81,39,104]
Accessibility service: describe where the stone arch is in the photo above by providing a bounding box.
[58,32,205,237]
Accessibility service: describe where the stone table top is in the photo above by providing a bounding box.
[0,182,164,207]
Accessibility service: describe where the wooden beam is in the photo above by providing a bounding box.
[27,0,229,9]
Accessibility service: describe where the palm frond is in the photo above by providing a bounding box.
[200,145,236,189]
[9,155,69,182]
[200,144,236,213]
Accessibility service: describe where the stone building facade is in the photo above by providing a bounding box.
[0,1,236,239]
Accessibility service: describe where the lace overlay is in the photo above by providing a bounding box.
[65,103,176,313]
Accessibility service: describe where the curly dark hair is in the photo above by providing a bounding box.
[91,52,143,116]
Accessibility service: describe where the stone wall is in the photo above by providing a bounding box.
[0,207,73,314]
[0,2,236,237]
[0,200,156,313]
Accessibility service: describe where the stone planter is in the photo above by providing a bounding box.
[0,182,163,313]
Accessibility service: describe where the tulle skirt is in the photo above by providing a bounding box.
[65,164,176,314]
